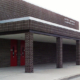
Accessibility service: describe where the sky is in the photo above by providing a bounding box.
[23,0,80,29]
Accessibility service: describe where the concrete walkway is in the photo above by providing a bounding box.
[0,62,80,80]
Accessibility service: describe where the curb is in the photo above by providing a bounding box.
[59,74,80,80]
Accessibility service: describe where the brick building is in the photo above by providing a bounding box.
[0,0,80,73]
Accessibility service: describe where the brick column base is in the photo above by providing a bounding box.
[56,37,63,68]
[25,32,33,73]
[76,40,80,65]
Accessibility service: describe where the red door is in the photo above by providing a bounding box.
[20,40,25,66]
[10,40,18,66]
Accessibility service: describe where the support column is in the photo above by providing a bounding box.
[76,40,80,65]
[56,37,63,68]
[25,32,33,73]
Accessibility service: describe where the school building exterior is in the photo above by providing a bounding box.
[0,0,80,73]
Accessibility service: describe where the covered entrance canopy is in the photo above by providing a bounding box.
[0,0,79,73]
[0,32,77,72]
[0,16,79,73]
[0,33,76,44]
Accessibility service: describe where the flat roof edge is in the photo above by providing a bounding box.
[0,16,80,32]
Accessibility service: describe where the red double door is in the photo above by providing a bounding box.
[10,40,25,66]
[10,40,18,66]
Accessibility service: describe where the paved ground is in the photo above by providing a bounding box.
[0,62,80,80]
[62,75,80,80]
[69,77,80,80]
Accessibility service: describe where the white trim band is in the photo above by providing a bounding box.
[0,17,30,23]
[0,16,80,32]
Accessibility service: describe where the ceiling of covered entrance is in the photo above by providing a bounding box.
[0,33,76,45]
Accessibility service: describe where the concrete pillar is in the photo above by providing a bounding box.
[56,37,63,68]
[25,32,33,73]
[76,40,80,65]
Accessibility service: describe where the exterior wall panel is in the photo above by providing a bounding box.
[34,42,76,64]
[0,0,79,29]
[0,39,10,67]
[0,39,76,67]
[0,20,30,32]
[30,20,80,39]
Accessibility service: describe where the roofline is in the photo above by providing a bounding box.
[0,16,80,32]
